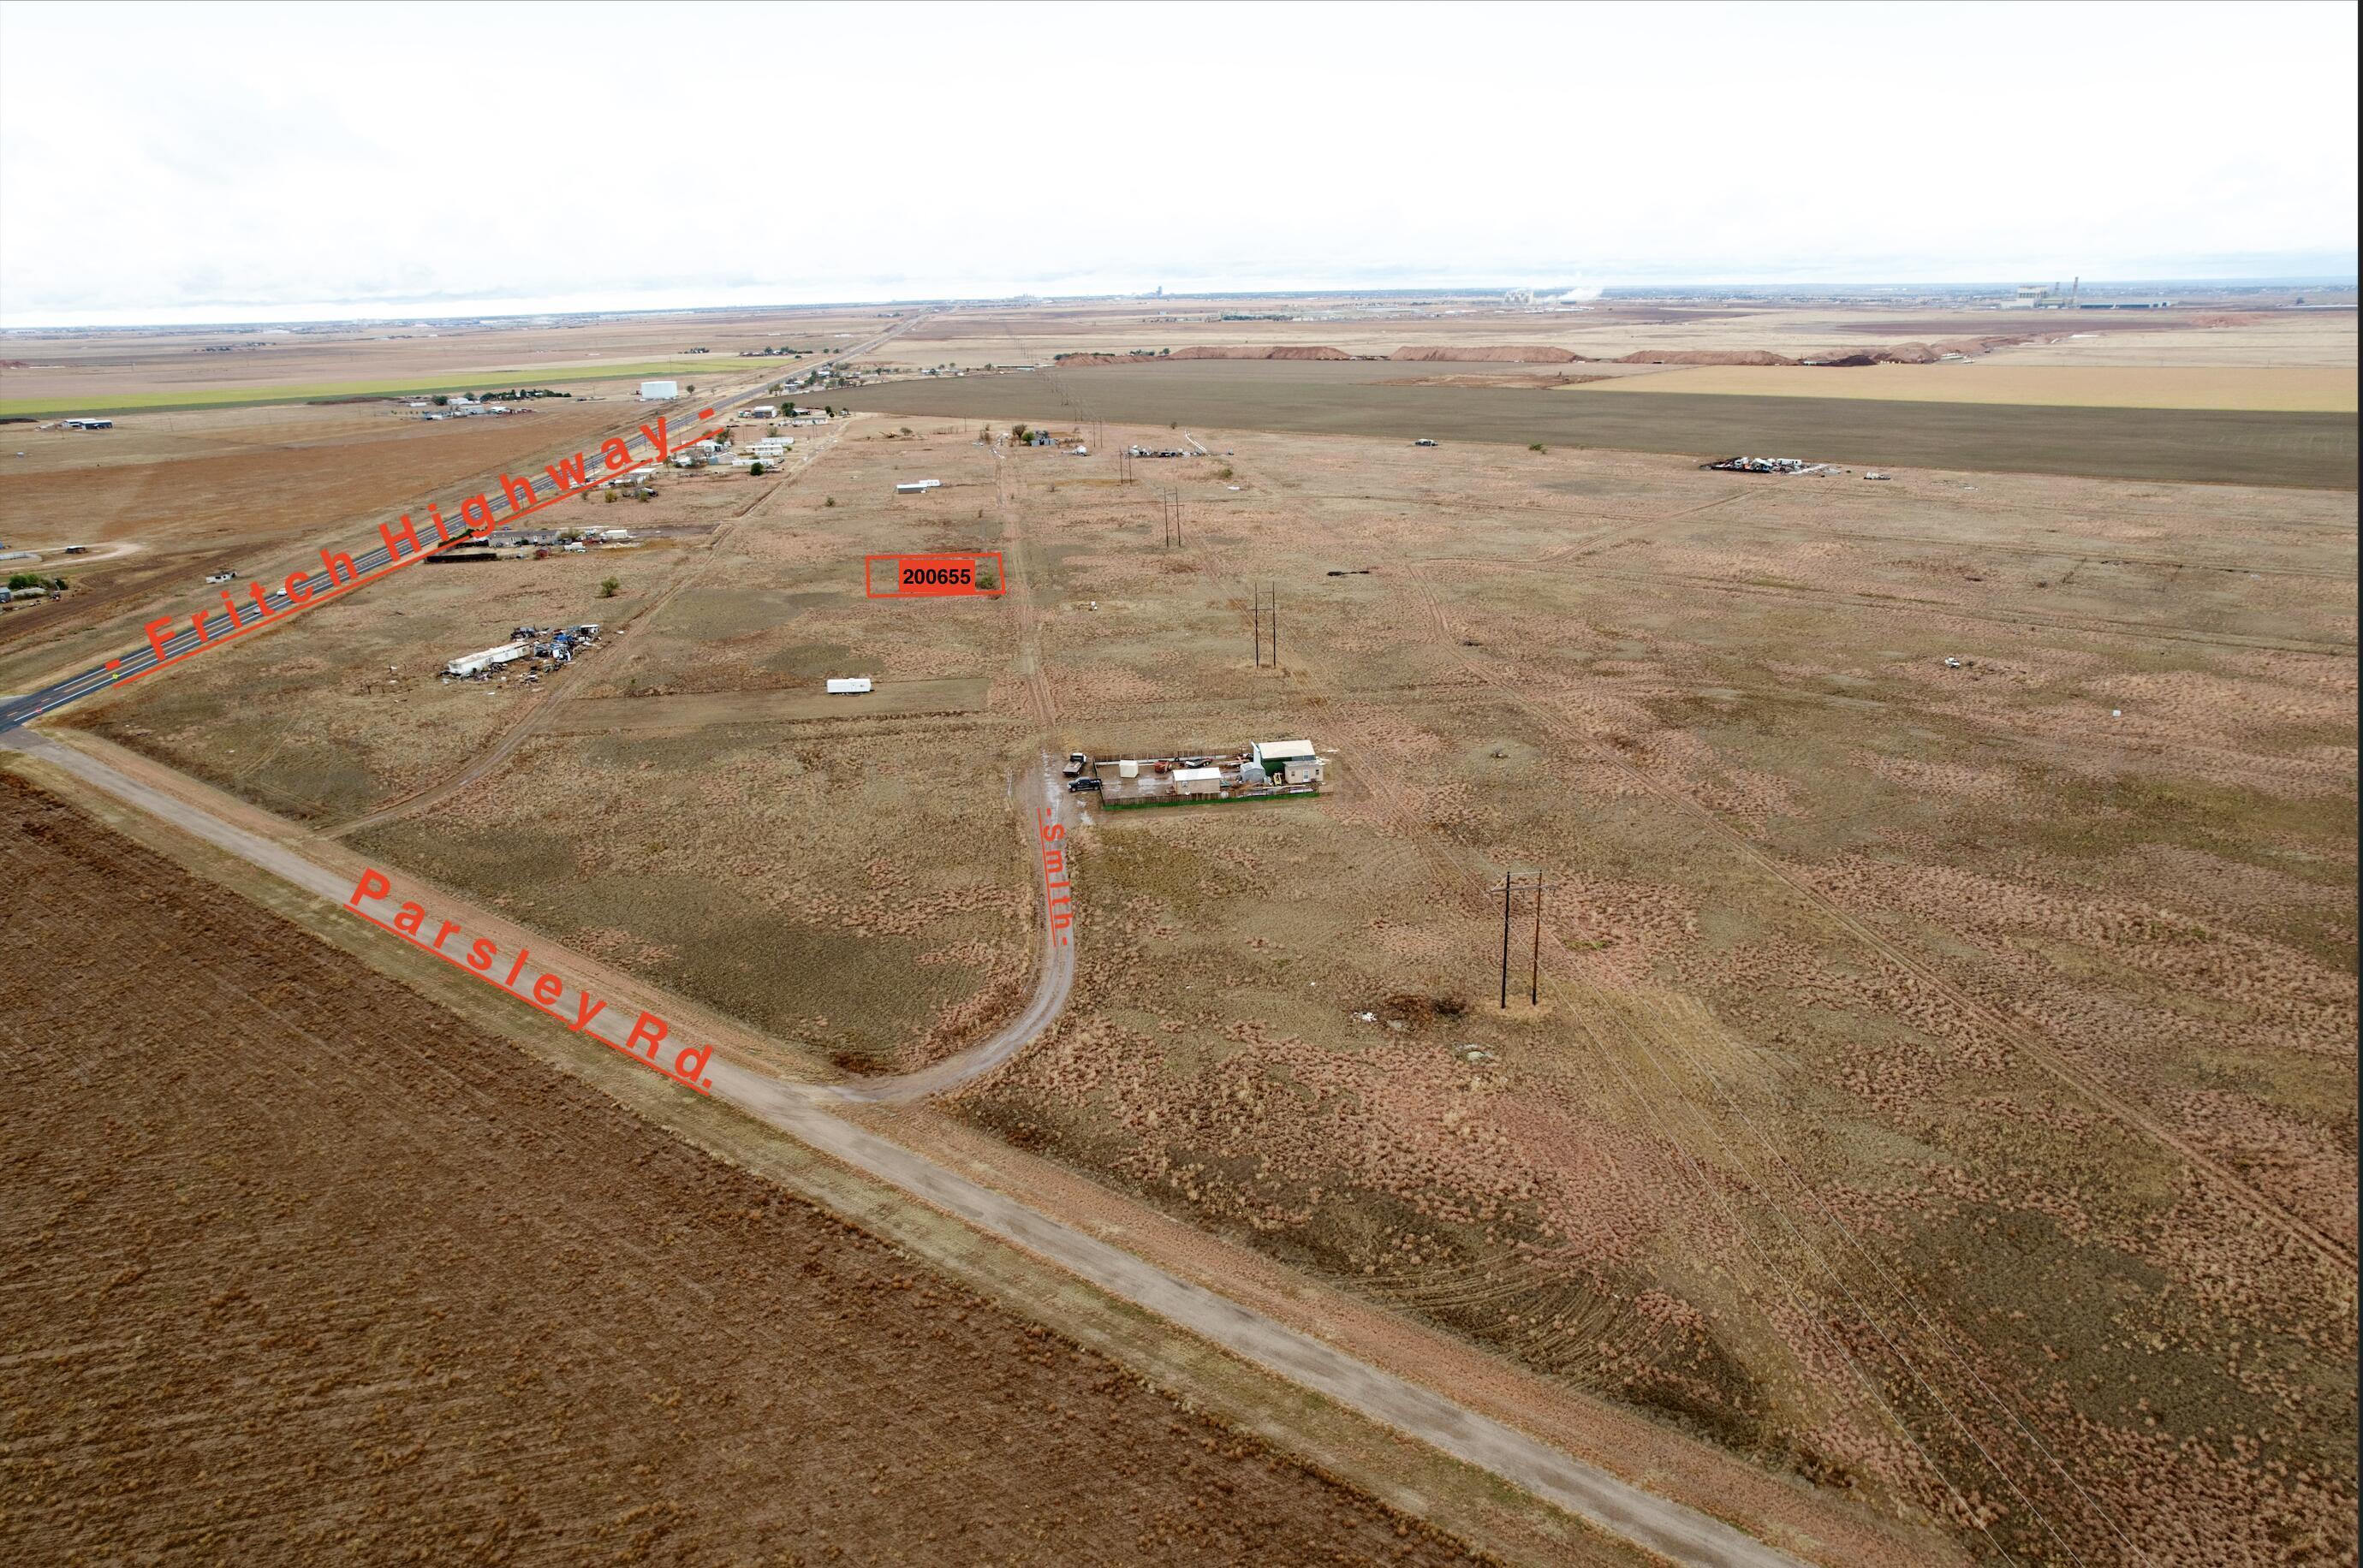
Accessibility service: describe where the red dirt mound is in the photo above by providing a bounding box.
[1390,346,1586,363]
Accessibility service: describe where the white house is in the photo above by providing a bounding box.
[1251,739,1322,785]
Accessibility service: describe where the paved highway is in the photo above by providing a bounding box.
[0,322,914,734]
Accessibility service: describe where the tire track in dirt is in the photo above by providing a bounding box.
[1368,563,2139,1559]
[1396,558,2358,1275]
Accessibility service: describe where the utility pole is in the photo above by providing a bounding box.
[1497,871,1559,1007]
[1499,874,1513,1010]
[1530,876,1547,1005]
[1253,588,1261,667]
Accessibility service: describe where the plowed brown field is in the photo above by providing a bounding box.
[0,772,1485,1567]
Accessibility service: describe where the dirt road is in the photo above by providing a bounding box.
[2,726,1801,1568]
[827,757,1075,1106]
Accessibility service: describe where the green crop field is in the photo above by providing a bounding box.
[0,360,747,418]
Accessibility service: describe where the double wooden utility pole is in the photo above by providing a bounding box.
[1498,871,1558,1007]
[1253,583,1277,668]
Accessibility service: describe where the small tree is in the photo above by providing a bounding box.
[750,460,767,476]
[604,489,617,503]
[599,577,621,598]
[824,496,836,508]
[8,573,40,590]
[1528,442,1547,453]
[431,394,449,406]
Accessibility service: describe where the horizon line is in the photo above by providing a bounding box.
[3,275,2357,334]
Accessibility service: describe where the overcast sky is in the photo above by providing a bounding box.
[2,0,2354,327]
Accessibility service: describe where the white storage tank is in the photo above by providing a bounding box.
[1117,759,1140,780]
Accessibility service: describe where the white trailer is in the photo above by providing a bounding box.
[639,379,680,401]
[825,677,872,694]
[444,639,530,678]
[895,479,942,494]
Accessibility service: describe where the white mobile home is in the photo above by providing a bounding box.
[825,677,872,694]
[895,479,942,494]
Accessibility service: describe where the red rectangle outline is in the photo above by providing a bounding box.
[864,551,1006,598]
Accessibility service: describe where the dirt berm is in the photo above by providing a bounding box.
[1054,346,1354,366]
[1390,345,1586,363]
[1614,348,1795,365]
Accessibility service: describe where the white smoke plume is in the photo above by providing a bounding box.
[1557,279,1604,303]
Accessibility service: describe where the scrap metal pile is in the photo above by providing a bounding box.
[1701,455,1833,474]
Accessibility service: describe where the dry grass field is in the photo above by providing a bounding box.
[0,773,1488,1567]
[1580,364,2359,412]
[43,300,2361,1565]
[927,425,2356,1565]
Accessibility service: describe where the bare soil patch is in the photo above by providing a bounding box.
[828,363,2361,489]
[1586,364,2360,413]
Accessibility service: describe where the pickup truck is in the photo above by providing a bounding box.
[1062,751,1091,778]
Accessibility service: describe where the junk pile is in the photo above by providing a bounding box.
[1701,456,1838,475]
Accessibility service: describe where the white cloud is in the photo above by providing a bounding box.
[2,0,2354,326]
